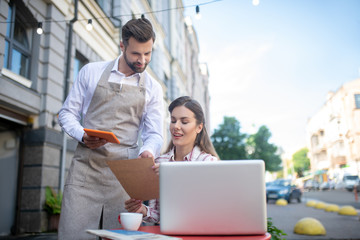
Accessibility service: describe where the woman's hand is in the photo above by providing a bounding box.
[125,199,147,217]
[152,163,160,176]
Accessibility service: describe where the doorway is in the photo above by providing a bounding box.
[0,119,20,235]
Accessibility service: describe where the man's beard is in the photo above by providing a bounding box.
[123,51,148,73]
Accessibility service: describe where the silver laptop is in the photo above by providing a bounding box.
[159,160,267,235]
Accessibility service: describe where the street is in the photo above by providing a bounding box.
[267,189,360,240]
[302,188,360,210]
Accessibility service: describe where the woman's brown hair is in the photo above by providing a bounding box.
[166,96,219,159]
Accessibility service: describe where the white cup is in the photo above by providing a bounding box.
[120,212,143,231]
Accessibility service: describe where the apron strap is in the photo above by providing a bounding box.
[99,59,117,85]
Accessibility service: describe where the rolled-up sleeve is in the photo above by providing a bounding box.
[143,198,160,223]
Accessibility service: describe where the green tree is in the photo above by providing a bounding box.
[292,147,310,177]
[246,125,282,172]
[211,116,247,160]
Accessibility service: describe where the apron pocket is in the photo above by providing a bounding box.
[128,147,140,159]
[65,145,91,186]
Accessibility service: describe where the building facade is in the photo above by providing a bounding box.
[306,78,360,182]
[0,0,211,235]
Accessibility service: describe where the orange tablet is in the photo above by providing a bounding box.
[83,128,120,144]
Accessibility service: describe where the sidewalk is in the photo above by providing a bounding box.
[0,233,57,240]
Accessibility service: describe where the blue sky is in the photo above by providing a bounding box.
[184,0,360,158]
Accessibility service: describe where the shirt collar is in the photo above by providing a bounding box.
[169,146,202,162]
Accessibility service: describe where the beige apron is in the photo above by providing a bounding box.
[58,60,146,240]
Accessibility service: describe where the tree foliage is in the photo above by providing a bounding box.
[292,147,310,177]
[247,125,282,172]
[211,117,282,172]
[211,116,247,160]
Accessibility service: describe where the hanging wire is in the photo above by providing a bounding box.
[0,0,222,24]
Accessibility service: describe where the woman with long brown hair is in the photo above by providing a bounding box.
[124,96,219,223]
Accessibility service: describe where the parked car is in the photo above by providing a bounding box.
[303,179,320,191]
[343,175,359,192]
[319,181,335,191]
[266,179,302,203]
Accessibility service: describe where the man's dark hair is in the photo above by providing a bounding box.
[122,17,156,46]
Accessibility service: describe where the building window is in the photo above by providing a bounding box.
[147,0,152,7]
[73,51,88,82]
[95,0,111,16]
[311,135,319,147]
[355,94,360,109]
[4,1,32,79]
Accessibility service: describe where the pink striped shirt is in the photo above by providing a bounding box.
[143,146,218,223]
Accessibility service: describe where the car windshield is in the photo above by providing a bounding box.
[267,179,291,187]
[344,176,359,180]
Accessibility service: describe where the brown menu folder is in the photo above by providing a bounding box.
[106,158,159,201]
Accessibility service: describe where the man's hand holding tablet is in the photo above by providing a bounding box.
[83,129,120,149]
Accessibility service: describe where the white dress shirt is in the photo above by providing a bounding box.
[58,56,164,157]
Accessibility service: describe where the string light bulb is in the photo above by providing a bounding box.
[86,19,93,31]
[195,5,201,19]
[184,16,193,34]
[36,22,43,35]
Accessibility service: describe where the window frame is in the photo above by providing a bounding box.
[2,0,40,90]
[4,2,31,78]
[355,94,360,109]
[73,50,89,83]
